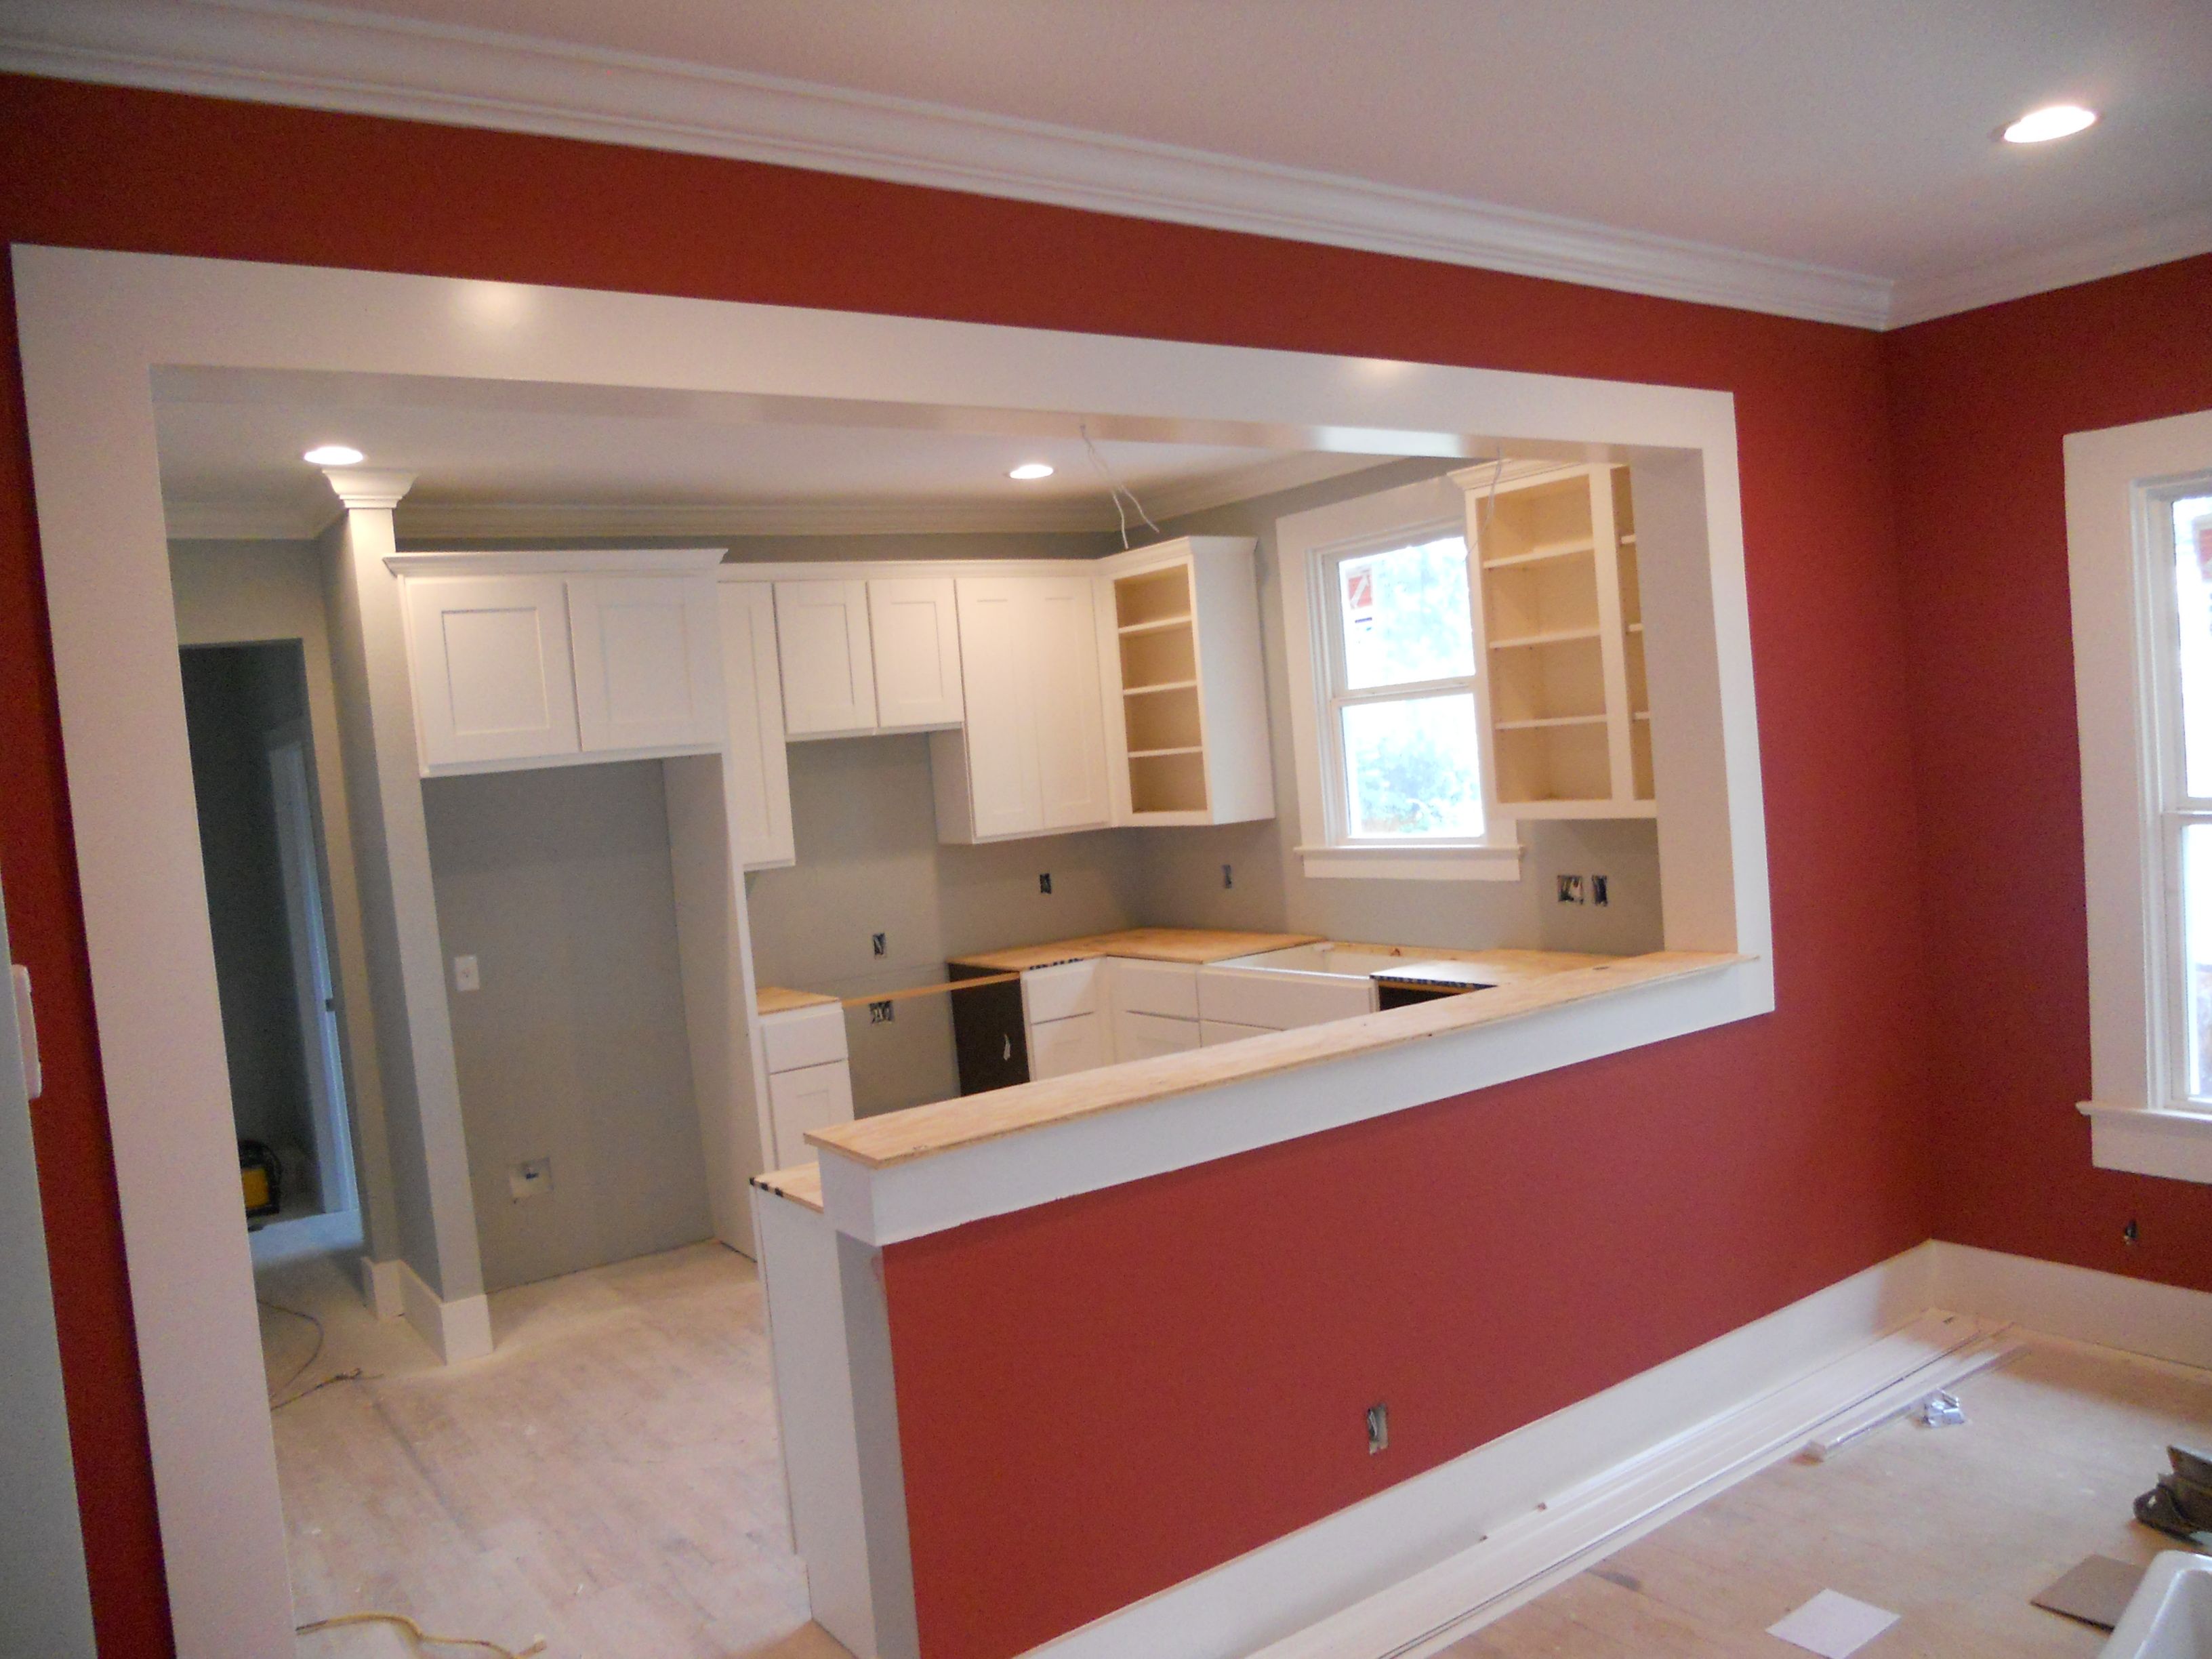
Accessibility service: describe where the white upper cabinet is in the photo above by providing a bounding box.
[404,573,581,770]
[568,575,724,754]
[932,575,1110,842]
[716,581,796,870]
[775,580,878,739]
[867,577,964,731]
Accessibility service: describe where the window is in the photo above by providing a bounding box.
[2066,408,2212,1186]
[1273,474,1519,880]
[2152,489,2212,1105]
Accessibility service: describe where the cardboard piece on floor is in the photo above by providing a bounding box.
[1767,1589,1901,1658]
[2031,1555,2146,1631]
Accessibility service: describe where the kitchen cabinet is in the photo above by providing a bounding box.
[1197,965,1377,1029]
[403,573,580,769]
[1106,958,1201,1057]
[716,581,796,869]
[775,580,878,738]
[867,577,964,731]
[1095,537,1275,825]
[931,575,1111,842]
[1115,1009,1203,1060]
[1200,1018,1277,1047]
[760,1001,854,1166]
[1453,462,1655,817]
[569,575,724,754]
[396,553,726,776]
[1021,958,1105,1081]
[949,966,1028,1095]
[1028,1011,1105,1080]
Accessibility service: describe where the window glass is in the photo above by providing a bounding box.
[2184,823,2212,1101]
[1337,535,1474,691]
[1340,692,1486,838]
[2173,496,2212,798]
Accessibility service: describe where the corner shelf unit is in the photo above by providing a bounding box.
[1094,536,1275,825]
[1454,462,1654,819]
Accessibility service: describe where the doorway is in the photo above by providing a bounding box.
[179,642,362,1257]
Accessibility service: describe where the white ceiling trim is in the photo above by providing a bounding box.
[390,498,1128,539]
[162,497,337,541]
[1887,205,2212,329]
[0,0,1896,329]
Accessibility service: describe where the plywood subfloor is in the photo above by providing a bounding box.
[1444,1339,2212,1658]
[257,1243,848,1659]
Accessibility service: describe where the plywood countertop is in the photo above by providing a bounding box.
[1366,949,1611,989]
[810,950,1744,1170]
[947,928,1323,973]
[750,1163,823,1212]
[756,985,842,1016]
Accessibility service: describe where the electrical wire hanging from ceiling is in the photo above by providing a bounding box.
[1080,420,1161,549]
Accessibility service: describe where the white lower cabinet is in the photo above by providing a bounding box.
[1201,1018,1277,1047]
[1116,1008,1203,1060]
[1197,966,1377,1029]
[1029,1012,1105,1080]
[760,1002,854,1166]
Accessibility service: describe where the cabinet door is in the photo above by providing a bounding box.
[1115,1008,1202,1061]
[717,583,796,869]
[1029,577,1112,831]
[1029,1012,1104,1081]
[403,574,580,769]
[766,1059,855,1167]
[775,581,878,737]
[952,578,1044,838]
[569,575,724,753]
[868,577,964,731]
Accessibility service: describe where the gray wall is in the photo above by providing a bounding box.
[424,760,712,1292]
[178,642,318,1168]
[745,736,1147,1116]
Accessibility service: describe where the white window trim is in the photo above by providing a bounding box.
[1276,474,1522,880]
[2066,407,2212,1185]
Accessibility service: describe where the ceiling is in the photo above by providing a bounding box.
[152,380,1393,539]
[6,0,2207,325]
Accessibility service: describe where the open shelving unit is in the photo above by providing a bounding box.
[1455,462,1656,818]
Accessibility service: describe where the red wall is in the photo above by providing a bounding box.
[1887,257,2212,1296]
[0,69,2056,1659]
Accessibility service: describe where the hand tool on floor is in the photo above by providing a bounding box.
[2133,1443,2212,1548]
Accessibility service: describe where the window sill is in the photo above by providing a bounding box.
[1294,842,1523,882]
[2078,1101,2212,1186]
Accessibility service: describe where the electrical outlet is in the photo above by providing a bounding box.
[1591,874,1610,907]
[453,954,480,991]
[1223,863,1235,889]
[1366,1401,1389,1455]
[508,1157,551,1201]
[1557,874,1584,905]
[1038,872,1052,895]
[872,932,886,957]
[869,1000,895,1024]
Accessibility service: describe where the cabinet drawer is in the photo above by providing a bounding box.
[1029,1012,1104,1081]
[766,1060,855,1166]
[1200,1018,1276,1048]
[762,1002,848,1073]
[1108,958,1200,1020]
[1197,968,1376,1029]
[1022,959,1101,1025]
[1115,1008,1202,1061]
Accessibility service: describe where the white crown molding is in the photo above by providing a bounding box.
[161,495,338,541]
[1888,205,2212,328]
[0,0,1895,329]
[392,497,1127,540]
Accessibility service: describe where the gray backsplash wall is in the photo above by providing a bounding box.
[424,760,712,1292]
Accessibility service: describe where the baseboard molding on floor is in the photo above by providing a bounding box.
[1027,1242,1950,1659]
[396,1258,493,1365]
[1930,1240,2212,1371]
[359,1255,405,1322]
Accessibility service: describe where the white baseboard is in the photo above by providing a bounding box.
[1929,1240,2212,1371]
[395,1258,493,1365]
[1029,1243,1949,1659]
[359,1256,405,1322]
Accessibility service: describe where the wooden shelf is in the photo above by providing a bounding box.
[1122,678,1198,697]
[1118,613,1193,636]
[1626,621,1644,634]
[1490,626,1601,651]
[1496,714,1609,731]
[1127,745,1204,759]
[1481,538,1595,571]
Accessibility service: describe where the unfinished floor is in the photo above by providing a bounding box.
[259,1246,2212,1659]
[258,1242,847,1659]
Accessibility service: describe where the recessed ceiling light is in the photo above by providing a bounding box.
[1008,462,1054,480]
[304,445,364,466]
[2003,104,2097,144]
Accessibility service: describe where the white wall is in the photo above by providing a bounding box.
[169,539,399,1255]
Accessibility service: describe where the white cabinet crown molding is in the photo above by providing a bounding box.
[384,546,726,577]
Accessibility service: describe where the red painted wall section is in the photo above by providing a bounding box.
[0,73,1934,1659]
[1887,256,2212,1296]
